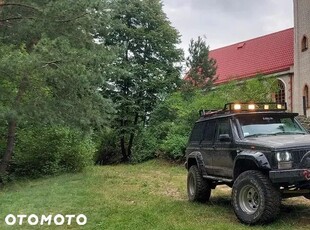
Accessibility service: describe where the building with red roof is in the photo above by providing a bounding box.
[209,28,294,85]
[208,28,295,112]
[186,0,310,116]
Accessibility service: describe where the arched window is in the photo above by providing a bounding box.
[304,85,309,108]
[275,80,285,103]
[302,35,308,52]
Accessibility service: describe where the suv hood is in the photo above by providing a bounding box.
[238,134,310,150]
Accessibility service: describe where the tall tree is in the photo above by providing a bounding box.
[0,0,114,177]
[103,0,183,161]
[185,36,217,90]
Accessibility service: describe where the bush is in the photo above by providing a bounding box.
[12,126,95,177]
[131,129,158,163]
[159,122,190,160]
[95,130,122,165]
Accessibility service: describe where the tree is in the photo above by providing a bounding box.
[185,36,217,90]
[0,0,114,178]
[102,0,183,161]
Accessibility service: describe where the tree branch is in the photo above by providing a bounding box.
[42,60,62,68]
[0,16,34,22]
[0,3,41,12]
[55,12,88,23]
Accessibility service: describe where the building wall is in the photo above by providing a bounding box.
[293,0,310,116]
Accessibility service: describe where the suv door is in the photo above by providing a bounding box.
[185,121,206,160]
[200,119,216,175]
[212,118,236,178]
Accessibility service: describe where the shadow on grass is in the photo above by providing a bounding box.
[201,194,310,227]
[279,201,310,226]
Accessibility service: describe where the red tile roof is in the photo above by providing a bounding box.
[209,28,294,84]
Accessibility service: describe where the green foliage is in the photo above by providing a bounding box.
[131,129,158,163]
[12,126,95,178]
[95,129,122,165]
[138,77,278,161]
[159,125,188,160]
[185,36,217,90]
[103,0,183,161]
[0,0,115,177]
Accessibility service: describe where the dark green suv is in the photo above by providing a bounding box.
[185,102,310,224]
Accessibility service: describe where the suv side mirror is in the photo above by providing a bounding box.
[219,134,231,142]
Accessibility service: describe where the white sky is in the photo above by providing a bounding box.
[162,0,294,55]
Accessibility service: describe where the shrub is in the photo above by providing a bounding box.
[12,126,95,177]
[131,129,158,163]
[94,130,122,165]
[159,122,190,160]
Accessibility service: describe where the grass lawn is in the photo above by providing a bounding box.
[0,160,310,229]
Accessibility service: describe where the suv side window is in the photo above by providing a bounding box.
[215,118,231,142]
[189,122,205,143]
[203,120,216,142]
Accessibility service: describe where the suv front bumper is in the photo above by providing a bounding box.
[269,169,310,184]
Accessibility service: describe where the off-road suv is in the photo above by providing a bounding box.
[185,102,310,224]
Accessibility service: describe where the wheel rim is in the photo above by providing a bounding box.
[188,174,196,196]
[239,184,260,214]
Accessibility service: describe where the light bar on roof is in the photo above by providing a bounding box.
[224,102,287,112]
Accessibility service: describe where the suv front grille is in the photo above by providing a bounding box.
[291,149,310,168]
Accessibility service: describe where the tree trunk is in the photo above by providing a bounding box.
[0,75,27,177]
[120,135,128,162]
[127,113,139,159]
[0,119,17,176]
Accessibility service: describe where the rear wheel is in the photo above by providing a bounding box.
[232,170,281,224]
[187,165,211,202]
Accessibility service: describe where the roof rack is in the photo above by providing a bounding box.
[199,109,223,117]
[199,102,287,117]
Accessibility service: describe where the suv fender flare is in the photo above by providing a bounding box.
[233,150,271,178]
[186,152,208,176]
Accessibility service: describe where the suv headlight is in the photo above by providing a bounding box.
[275,151,292,162]
[275,151,292,169]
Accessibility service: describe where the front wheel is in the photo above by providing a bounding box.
[187,165,211,203]
[232,170,281,224]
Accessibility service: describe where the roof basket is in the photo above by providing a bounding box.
[199,109,223,117]
[199,102,287,117]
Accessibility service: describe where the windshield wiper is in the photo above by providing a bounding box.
[272,131,306,135]
[244,133,271,138]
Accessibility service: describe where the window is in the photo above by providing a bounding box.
[275,80,285,103]
[215,118,231,141]
[302,35,308,52]
[203,120,216,142]
[189,122,205,142]
[238,114,305,137]
[304,85,309,108]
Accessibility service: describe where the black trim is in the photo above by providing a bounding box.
[269,169,310,184]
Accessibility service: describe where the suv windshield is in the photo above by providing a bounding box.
[237,114,306,138]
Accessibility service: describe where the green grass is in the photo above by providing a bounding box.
[0,160,310,229]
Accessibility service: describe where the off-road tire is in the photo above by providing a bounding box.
[232,170,281,224]
[187,165,211,203]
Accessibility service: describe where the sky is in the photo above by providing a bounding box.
[162,0,294,55]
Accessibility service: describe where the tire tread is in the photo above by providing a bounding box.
[188,165,211,202]
[232,170,281,224]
